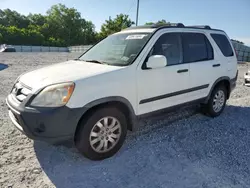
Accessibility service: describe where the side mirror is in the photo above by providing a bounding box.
[146,55,167,69]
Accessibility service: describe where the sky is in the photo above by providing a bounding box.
[1,0,250,45]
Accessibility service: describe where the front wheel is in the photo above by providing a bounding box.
[75,107,127,160]
[202,85,227,117]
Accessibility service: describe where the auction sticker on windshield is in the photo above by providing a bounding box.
[126,35,147,40]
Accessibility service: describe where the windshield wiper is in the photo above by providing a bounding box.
[84,60,107,65]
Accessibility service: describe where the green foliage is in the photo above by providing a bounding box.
[45,37,65,46]
[145,19,170,26]
[46,4,84,45]
[0,33,3,43]
[27,14,47,26]
[0,9,30,28]
[0,4,137,46]
[0,25,45,45]
[99,14,135,39]
[0,4,98,46]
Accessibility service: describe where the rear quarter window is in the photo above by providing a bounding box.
[211,34,234,57]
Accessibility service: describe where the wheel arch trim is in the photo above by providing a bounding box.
[78,96,137,131]
[205,76,231,103]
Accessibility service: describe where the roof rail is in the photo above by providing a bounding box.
[123,23,185,31]
[187,25,211,29]
[123,23,217,31]
[156,23,185,28]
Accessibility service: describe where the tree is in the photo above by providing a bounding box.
[27,14,47,26]
[46,4,95,45]
[0,33,3,43]
[0,4,99,46]
[0,4,138,46]
[145,19,170,25]
[99,14,134,39]
[0,25,45,45]
[231,39,244,45]
[0,9,30,28]
[79,20,97,45]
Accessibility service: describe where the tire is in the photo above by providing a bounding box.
[75,107,127,160]
[202,84,227,117]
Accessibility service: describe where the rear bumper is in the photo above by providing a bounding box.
[6,95,84,144]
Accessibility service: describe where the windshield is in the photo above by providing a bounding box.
[79,32,152,66]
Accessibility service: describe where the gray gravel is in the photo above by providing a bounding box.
[0,53,250,188]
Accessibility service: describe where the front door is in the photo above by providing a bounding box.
[136,31,191,115]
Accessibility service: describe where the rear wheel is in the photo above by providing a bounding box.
[202,85,227,117]
[75,107,127,160]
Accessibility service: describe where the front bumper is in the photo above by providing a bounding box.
[6,94,84,144]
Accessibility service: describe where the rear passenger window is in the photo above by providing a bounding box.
[182,33,213,63]
[211,34,234,57]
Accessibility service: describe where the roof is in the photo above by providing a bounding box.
[123,23,224,32]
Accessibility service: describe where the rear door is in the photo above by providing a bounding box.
[182,32,215,100]
[210,33,238,78]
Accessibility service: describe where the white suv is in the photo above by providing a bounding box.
[6,23,238,160]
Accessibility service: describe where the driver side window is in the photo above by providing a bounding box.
[145,33,182,67]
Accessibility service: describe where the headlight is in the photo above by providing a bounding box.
[30,82,75,107]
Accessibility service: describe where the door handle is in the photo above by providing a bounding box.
[213,64,221,67]
[177,69,188,73]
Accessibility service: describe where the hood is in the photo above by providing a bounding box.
[19,60,123,91]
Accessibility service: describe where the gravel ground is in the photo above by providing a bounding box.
[0,53,250,188]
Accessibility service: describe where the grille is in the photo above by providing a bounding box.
[11,82,32,102]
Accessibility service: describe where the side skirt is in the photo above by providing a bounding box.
[137,97,206,120]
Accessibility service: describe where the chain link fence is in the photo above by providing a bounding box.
[68,45,93,53]
[3,42,250,63]
[231,41,250,62]
[13,45,69,52]
[0,44,69,52]
[69,42,250,63]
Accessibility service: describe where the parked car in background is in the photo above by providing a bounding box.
[244,70,250,86]
[6,23,238,160]
[0,44,16,52]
